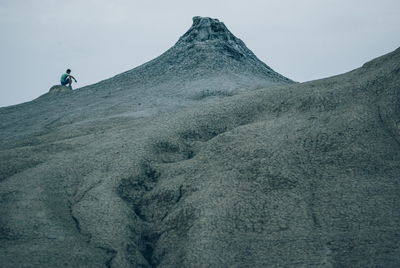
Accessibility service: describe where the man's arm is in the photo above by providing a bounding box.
[68,75,77,82]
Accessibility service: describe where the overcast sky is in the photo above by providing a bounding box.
[0,0,399,107]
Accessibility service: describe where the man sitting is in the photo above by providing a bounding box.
[60,69,77,88]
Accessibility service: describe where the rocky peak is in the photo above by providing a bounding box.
[176,16,240,44]
[106,16,293,90]
[174,16,263,63]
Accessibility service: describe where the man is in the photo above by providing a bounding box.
[60,69,77,88]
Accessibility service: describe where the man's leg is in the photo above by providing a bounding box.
[68,78,72,87]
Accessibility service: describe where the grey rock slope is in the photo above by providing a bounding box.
[0,17,292,151]
[1,17,400,267]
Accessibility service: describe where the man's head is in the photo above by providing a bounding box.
[66,69,71,74]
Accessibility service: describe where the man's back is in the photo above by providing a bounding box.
[60,73,69,83]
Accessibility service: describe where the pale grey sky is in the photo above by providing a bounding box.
[0,0,399,107]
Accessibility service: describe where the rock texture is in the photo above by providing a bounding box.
[103,16,293,97]
[48,85,73,94]
[1,16,400,268]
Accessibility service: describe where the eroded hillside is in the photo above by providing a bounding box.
[0,17,399,268]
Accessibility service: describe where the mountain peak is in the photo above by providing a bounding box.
[93,16,293,98]
[177,16,238,44]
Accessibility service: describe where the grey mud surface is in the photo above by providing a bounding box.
[1,17,400,267]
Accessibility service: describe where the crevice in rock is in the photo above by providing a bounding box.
[134,206,147,222]
[117,161,161,214]
[138,231,162,268]
[153,140,196,163]
[67,201,91,242]
[97,246,118,268]
[176,185,184,203]
[74,180,103,203]
[117,133,198,266]
[307,178,321,228]
[118,157,184,266]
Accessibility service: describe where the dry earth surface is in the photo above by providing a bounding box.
[1,17,400,268]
